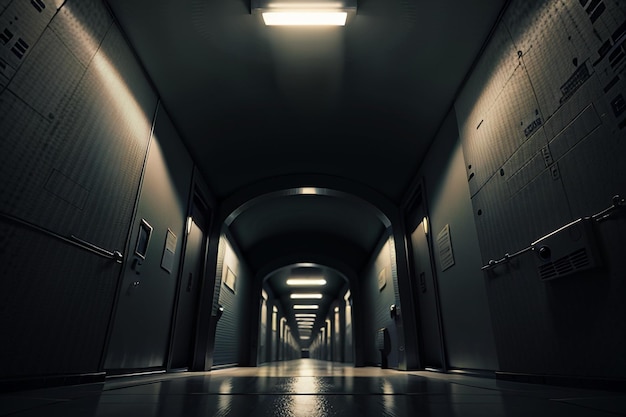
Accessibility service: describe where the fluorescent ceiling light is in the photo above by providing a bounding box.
[266,2,345,8]
[253,0,355,26]
[299,187,320,195]
[301,336,310,339]
[290,293,323,299]
[297,319,315,322]
[262,11,347,26]
[287,278,327,286]
[293,304,319,309]
[295,313,316,317]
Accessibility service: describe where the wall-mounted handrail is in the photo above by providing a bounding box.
[481,246,534,270]
[481,195,624,271]
[0,211,123,263]
[70,234,124,263]
[591,195,625,222]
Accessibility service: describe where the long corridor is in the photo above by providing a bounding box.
[1,360,625,416]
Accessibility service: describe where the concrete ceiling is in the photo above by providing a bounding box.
[105,0,507,339]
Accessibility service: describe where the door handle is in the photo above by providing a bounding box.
[187,272,193,292]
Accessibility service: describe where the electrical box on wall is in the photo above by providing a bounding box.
[532,217,602,281]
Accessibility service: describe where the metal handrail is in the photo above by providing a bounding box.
[0,211,123,263]
[481,195,624,271]
[70,234,123,263]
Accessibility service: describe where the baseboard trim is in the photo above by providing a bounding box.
[447,368,496,379]
[105,367,165,378]
[211,363,238,371]
[0,372,106,393]
[496,371,626,392]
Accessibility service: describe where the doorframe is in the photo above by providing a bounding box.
[403,178,448,371]
[165,173,212,371]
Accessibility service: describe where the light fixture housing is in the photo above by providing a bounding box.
[252,0,356,26]
[286,278,327,286]
[290,293,323,299]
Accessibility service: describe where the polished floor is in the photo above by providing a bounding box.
[1,360,625,416]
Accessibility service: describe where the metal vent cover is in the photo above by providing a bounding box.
[537,248,591,280]
[533,218,601,281]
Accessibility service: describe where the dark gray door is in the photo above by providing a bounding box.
[410,219,445,369]
[170,198,209,369]
[104,107,193,370]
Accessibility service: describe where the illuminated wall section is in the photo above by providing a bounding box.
[455,0,626,378]
[213,234,253,367]
[360,233,399,368]
[0,0,194,380]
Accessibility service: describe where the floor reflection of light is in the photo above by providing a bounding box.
[382,379,395,413]
[218,379,233,412]
[287,375,331,417]
[219,379,233,394]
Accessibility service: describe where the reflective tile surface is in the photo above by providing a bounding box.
[2,360,625,416]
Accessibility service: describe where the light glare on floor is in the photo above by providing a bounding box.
[262,11,347,25]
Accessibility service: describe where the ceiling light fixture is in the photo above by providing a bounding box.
[252,1,356,26]
[295,313,316,317]
[293,304,319,310]
[290,293,323,299]
[262,11,347,26]
[286,278,327,286]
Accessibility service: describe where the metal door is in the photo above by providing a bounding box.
[410,219,446,369]
[170,197,209,369]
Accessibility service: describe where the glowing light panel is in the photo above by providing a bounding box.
[293,305,319,310]
[262,11,347,26]
[290,293,323,299]
[287,278,327,286]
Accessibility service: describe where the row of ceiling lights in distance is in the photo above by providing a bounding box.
[287,277,327,340]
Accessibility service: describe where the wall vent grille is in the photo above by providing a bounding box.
[538,248,590,280]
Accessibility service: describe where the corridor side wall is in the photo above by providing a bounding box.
[455,0,626,378]
[213,233,253,367]
[360,234,399,368]
[0,0,198,380]
[416,111,499,371]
